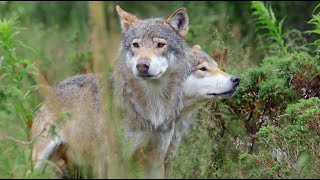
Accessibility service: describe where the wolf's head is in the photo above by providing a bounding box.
[183,45,240,101]
[116,6,189,80]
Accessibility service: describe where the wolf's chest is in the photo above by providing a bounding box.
[145,94,168,128]
[129,86,177,130]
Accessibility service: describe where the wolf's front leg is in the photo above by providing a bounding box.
[144,128,174,179]
[164,127,183,178]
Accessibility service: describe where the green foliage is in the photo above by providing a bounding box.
[253,97,320,178]
[286,97,320,126]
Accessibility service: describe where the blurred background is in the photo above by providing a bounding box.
[0,1,320,178]
[0,1,318,83]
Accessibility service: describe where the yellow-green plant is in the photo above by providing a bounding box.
[251,1,286,54]
[0,17,40,178]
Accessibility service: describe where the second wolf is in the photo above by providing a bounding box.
[163,45,240,177]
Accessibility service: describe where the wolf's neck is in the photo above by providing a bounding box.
[179,96,203,119]
[178,95,207,124]
[175,97,205,137]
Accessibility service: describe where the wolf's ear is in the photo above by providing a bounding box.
[116,5,139,33]
[165,8,189,38]
[192,44,202,51]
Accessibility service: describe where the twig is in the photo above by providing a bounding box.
[246,111,253,123]
[4,127,46,145]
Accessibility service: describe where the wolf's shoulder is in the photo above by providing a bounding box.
[54,73,103,88]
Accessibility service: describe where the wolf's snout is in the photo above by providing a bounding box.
[136,61,150,73]
[230,76,240,86]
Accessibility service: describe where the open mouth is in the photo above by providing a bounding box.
[207,88,237,96]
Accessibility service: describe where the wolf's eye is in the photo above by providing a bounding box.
[199,67,208,71]
[157,42,166,48]
[132,42,139,48]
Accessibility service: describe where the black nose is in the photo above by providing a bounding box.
[136,61,150,73]
[230,76,240,85]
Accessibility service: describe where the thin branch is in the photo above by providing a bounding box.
[4,127,46,145]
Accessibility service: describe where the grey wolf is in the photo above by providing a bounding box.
[163,45,240,177]
[32,5,197,178]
